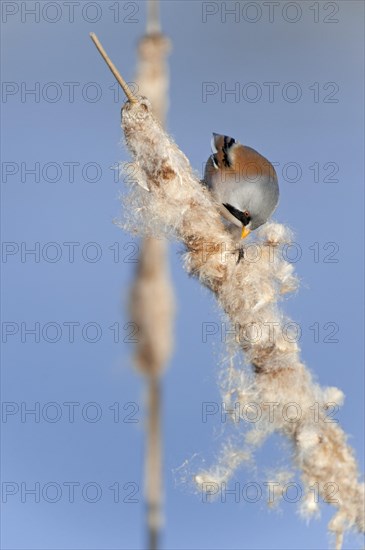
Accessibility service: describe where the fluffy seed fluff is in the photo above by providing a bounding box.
[119,96,364,548]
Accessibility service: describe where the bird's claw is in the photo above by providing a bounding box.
[237,246,245,264]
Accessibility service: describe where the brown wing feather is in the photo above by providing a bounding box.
[234,145,277,182]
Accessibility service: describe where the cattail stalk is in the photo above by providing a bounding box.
[90,35,364,549]
[128,5,173,550]
[129,236,174,550]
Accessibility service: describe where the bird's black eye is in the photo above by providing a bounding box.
[243,211,251,223]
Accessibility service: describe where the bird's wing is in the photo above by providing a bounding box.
[211,133,236,168]
[238,145,278,184]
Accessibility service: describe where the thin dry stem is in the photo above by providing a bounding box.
[147,0,161,34]
[145,375,162,550]
[89,33,137,103]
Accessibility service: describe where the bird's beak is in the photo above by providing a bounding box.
[241,226,251,239]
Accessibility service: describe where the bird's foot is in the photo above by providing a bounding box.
[237,246,245,264]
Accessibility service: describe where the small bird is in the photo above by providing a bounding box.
[204,133,279,242]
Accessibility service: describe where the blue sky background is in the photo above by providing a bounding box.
[1,1,364,549]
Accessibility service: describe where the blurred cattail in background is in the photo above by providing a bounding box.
[128,2,174,549]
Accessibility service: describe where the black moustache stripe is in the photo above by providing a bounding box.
[223,203,251,226]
